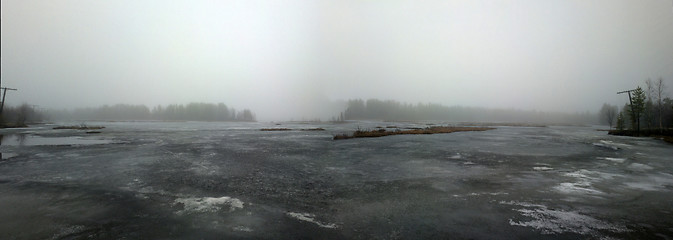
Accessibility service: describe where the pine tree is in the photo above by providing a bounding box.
[616,112,625,130]
[628,87,646,135]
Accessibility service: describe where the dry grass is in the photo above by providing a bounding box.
[334,126,495,140]
[460,122,547,127]
[261,127,325,131]
[53,125,105,130]
[260,128,292,131]
[301,128,325,131]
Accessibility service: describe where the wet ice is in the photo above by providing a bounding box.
[1,122,672,239]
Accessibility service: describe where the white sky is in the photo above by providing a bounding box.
[2,0,673,120]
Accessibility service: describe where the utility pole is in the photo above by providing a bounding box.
[0,87,18,114]
[617,89,637,134]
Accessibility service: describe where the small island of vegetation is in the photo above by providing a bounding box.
[53,125,105,130]
[600,78,673,143]
[333,126,495,140]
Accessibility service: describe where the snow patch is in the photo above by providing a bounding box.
[533,167,553,171]
[232,226,253,232]
[286,212,338,229]
[174,196,244,215]
[555,170,618,195]
[592,141,619,150]
[454,192,509,197]
[501,201,629,235]
[555,182,604,195]
[597,157,626,163]
[449,153,462,159]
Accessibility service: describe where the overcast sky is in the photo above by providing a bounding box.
[2,0,673,120]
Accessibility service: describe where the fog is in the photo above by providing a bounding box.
[2,0,673,121]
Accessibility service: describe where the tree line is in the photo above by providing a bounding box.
[343,98,597,124]
[600,78,672,133]
[0,103,44,127]
[46,102,256,122]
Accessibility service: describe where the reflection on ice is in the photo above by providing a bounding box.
[232,225,253,232]
[286,212,338,229]
[592,140,627,150]
[596,157,627,163]
[555,182,604,195]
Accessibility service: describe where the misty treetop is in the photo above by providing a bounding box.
[48,103,256,122]
[343,99,597,124]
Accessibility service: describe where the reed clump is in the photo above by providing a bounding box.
[301,128,325,131]
[260,128,292,131]
[334,126,494,140]
[53,125,105,130]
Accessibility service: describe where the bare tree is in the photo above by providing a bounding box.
[599,103,618,129]
[655,77,667,132]
[645,79,655,129]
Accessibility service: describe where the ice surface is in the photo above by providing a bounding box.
[50,225,87,240]
[174,196,244,215]
[1,122,671,239]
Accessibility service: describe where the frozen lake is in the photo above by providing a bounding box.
[1,121,672,239]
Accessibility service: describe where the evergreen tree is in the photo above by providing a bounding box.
[628,87,646,135]
[616,112,625,130]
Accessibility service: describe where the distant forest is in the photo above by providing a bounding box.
[47,103,256,122]
[343,99,597,124]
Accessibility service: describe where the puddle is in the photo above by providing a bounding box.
[0,134,112,146]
